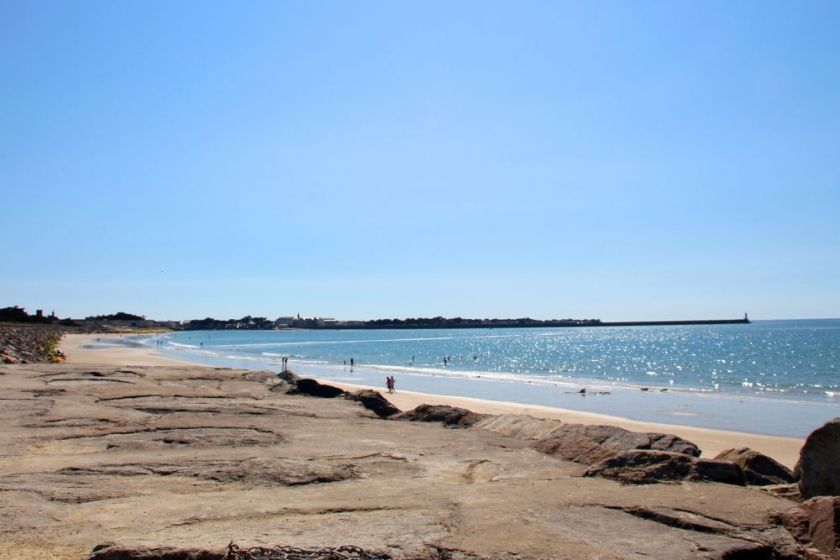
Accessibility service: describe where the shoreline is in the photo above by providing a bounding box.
[60,333,805,467]
[143,323,840,438]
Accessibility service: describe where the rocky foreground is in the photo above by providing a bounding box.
[0,324,74,364]
[0,363,838,559]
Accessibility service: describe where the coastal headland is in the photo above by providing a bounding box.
[0,330,829,559]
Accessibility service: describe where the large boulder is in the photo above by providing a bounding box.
[393,404,486,428]
[346,390,400,418]
[777,496,840,558]
[288,378,346,398]
[269,370,302,393]
[276,370,301,384]
[584,450,695,484]
[584,450,746,485]
[796,418,840,498]
[692,458,747,486]
[532,424,700,466]
[715,447,795,486]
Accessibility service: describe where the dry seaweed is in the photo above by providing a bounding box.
[225,543,391,560]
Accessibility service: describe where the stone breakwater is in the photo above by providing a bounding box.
[0,324,74,364]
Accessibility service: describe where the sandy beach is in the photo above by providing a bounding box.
[60,334,804,467]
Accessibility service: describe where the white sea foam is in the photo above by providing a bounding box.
[225,355,264,361]
[308,361,617,392]
[469,333,524,340]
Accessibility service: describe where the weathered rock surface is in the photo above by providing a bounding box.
[241,370,280,383]
[762,483,803,501]
[715,447,796,486]
[584,450,694,483]
[0,363,807,560]
[413,408,794,490]
[584,450,746,485]
[797,418,840,499]
[393,404,487,428]
[58,457,357,486]
[531,423,701,465]
[777,496,840,558]
[346,389,400,418]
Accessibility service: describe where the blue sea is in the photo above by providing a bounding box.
[139,320,840,437]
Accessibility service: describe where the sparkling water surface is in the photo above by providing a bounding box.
[142,320,840,436]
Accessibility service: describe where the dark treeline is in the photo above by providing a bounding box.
[0,306,77,326]
[85,312,144,321]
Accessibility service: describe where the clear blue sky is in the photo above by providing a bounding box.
[2,1,839,321]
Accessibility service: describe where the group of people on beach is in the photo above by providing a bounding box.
[281,356,289,371]
[385,375,396,393]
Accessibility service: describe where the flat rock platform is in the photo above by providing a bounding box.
[0,364,802,559]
